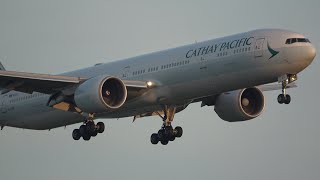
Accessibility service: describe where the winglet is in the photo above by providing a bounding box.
[0,61,7,92]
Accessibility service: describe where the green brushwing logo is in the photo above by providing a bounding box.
[267,42,279,59]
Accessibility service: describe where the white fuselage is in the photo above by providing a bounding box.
[0,29,316,130]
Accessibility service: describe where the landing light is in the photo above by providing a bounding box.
[147,81,153,88]
[290,76,297,82]
[289,74,298,83]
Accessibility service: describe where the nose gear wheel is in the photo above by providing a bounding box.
[277,74,296,105]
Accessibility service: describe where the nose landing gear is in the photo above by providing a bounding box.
[277,93,291,104]
[277,74,297,104]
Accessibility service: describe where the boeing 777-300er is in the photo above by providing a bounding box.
[0,29,316,145]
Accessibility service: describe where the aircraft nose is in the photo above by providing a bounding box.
[307,44,316,61]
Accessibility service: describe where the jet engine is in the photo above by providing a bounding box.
[74,75,127,113]
[214,87,265,122]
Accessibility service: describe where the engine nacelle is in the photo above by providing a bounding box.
[74,75,127,113]
[214,87,265,122]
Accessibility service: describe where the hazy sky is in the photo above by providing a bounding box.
[0,1,319,180]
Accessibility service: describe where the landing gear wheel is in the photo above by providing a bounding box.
[278,94,291,104]
[86,121,96,135]
[72,129,81,140]
[97,122,105,133]
[158,129,165,139]
[164,126,174,137]
[174,126,183,138]
[72,119,106,141]
[82,133,91,141]
[169,135,176,141]
[150,106,184,145]
[91,131,98,137]
[160,139,169,145]
[151,133,159,145]
[278,94,285,104]
[277,75,296,105]
[79,124,87,135]
[284,94,291,104]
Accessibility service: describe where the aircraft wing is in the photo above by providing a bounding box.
[0,70,150,95]
[0,70,87,94]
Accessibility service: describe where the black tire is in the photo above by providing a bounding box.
[160,139,169,145]
[175,126,183,138]
[72,129,81,140]
[285,94,291,104]
[82,133,91,141]
[169,135,176,141]
[97,122,105,133]
[79,125,87,135]
[158,129,165,140]
[165,126,174,137]
[150,133,159,145]
[277,94,285,104]
[91,131,98,137]
[86,121,96,134]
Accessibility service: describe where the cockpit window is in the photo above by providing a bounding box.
[291,38,297,43]
[286,39,291,44]
[285,38,311,44]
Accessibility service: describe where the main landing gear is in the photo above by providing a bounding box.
[72,120,105,141]
[277,74,297,105]
[150,106,183,145]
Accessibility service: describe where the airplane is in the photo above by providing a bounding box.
[0,29,316,145]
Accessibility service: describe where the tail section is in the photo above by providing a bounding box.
[0,56,6,71]
[0,62,5,71]
[0,58,6,93]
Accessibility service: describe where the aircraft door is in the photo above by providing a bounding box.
[121,66,131,78]
[254,38,265,58]
[0,95,8,114]
[199,56,208,71]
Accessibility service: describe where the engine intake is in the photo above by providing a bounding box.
[74,75,127,113]
[214,87,265,122]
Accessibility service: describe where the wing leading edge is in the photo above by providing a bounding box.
[0,70,151,95]
[0,70,86,94]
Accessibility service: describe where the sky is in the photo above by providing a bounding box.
[0,0,319,180]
